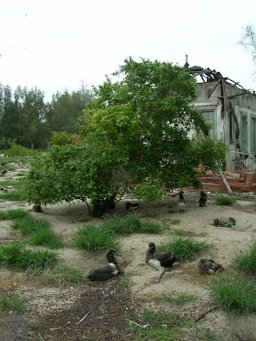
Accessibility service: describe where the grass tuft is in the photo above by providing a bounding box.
[0,208,29,220]
[158,237,210,263]
[0,295,27,312]
[0,242,58,270]
[34,265,84,286]
[73,225,119,251]
[233,243,256,274]
[155,293,197,306]
[210,277,256,313]
[0,180,27,201]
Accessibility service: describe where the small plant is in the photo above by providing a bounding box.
[118,272,136,288]
[0,243,58,270]
[158,237,209,263]
[155,293,197,306]
[0,295,27,312]
[210,277,256,313]
[215,194,239,206]
[169,219,181,225]
[233,242,256,274]
[73,225,119,251]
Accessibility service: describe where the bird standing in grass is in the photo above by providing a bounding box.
[87,249,124,281]
[199,191,208,207]
[146,242,178,283]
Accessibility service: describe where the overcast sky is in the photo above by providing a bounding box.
[0,0,256,101]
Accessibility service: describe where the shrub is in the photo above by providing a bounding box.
[4,143,36,157]
[215,194,239,206]
[158,237,209,263]
[210,277,256,313]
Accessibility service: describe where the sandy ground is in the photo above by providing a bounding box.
[1,167,256,340]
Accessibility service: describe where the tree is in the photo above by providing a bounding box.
[239,25,256,74]
[25,58,227,217]
[47,87,93,134]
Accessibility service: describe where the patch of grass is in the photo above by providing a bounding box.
[35,265,84,286]
[103,214,163,234]
[29,229,63,249]
[0,208,29,220]
[11,215,51,235]
[210,277,256,314]
[118,272,136,288]
[129,325,179,341]
[73,225,119,251]
[158,237,210,263]
[173,229,203,237]
[0,243,58,270]
[233,243,256,275]
[0,295,27,312]
[11,214,63,248]
[0,180,27,201]
[155,293,197,306]
[215,194,239,206]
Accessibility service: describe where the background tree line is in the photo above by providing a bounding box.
[0,84,93,150]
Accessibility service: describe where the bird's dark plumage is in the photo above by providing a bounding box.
[146,242,178,282]
[87,249,123,281]
[1,169,7,175]
[197,258,224,274]
[199,191,207,207]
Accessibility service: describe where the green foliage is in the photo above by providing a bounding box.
[50,131,80,146]
[233,242,256,274]
[0,295,27,312]
[4,143,36,157]
[73,225,119,252]
[215,194,239,206]
[158,237,210,263]
[155,293,197,306]
[0,243,58,270]
[210,277,256,313]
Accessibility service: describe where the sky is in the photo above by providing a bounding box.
[0,0,256,102]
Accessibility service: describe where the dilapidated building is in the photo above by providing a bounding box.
[187,64,256,171]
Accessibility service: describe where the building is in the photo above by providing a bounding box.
[187,64,256,171]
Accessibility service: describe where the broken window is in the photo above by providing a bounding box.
[251,117,256,155]
[241,113,248,153]
[202,111,216,138]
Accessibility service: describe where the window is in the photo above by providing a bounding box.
[202,111,216,138]
[251,117,256,154]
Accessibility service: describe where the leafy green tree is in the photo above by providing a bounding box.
[25,58,227,217]
[47,87,93,133]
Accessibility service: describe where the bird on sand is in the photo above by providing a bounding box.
[87,249,124,281]
[146,242,178,283]
[197,258,224,275]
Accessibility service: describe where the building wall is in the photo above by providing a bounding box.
[192,81,256,170]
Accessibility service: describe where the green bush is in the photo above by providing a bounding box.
[4,144,36,157]
[211,277,256,313]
